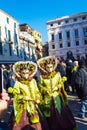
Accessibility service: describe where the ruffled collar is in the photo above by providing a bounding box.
[42,71,57,79]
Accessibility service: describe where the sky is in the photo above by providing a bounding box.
[1,0,87,43]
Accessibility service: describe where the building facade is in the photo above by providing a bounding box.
[19,24,36,62]
[46,12,87,60]
[0,9,42,64]
[42,41,49,57]
[0,9,21,64]
[31,29,43,59]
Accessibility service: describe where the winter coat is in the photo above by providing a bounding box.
[75,66,87,99]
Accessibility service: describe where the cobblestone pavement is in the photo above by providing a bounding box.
[68,92,87,130]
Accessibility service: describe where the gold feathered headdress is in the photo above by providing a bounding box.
[37,56,57,73]
[13,61,37,79]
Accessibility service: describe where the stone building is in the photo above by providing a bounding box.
[42,41,49,57]
[0,9,42,64]
[46,12,87,60]
[19,24,36,62]
[0,9,21,64]
[31,29,43,59]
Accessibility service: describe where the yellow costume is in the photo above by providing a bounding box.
[37,56,77,130]
[8,61,49,130]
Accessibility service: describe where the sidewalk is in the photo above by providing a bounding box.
[68,92,87,130]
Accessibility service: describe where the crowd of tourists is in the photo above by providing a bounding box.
[0,56,87,130]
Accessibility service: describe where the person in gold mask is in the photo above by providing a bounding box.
[8,61,49,130]
[37,56,77,130]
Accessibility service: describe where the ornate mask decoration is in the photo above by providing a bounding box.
[13,61,37,80]
[37,56,57,74]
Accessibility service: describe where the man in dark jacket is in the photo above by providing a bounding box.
[75,59,87,118]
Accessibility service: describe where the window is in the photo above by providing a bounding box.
[5,26,7,38]
[8,30,11,41]
[17,46,19,56]
[84,39,87,45]
[65,20,69,23]
[50,24,53,26]
[14,23,16,28]
[59,32,62,40]
[83,28,87,37]
[6,17,9,24]
[75,29,79,38]
[82,16,86,20]
[59,43,63,48]
[0,42,2,55]
[28,44,30,58]
[35,39,38,43]
[73,18,77,22]
[52,44,55,49]
[39,35,41,38]
[66,31,70,39]
[0,27,1,36]
[67,42,71,47]
[9,44,12,56]
[15,34,18,44]
[51,34,54,41]
[58,22,61,25]
[76,41,79,46]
